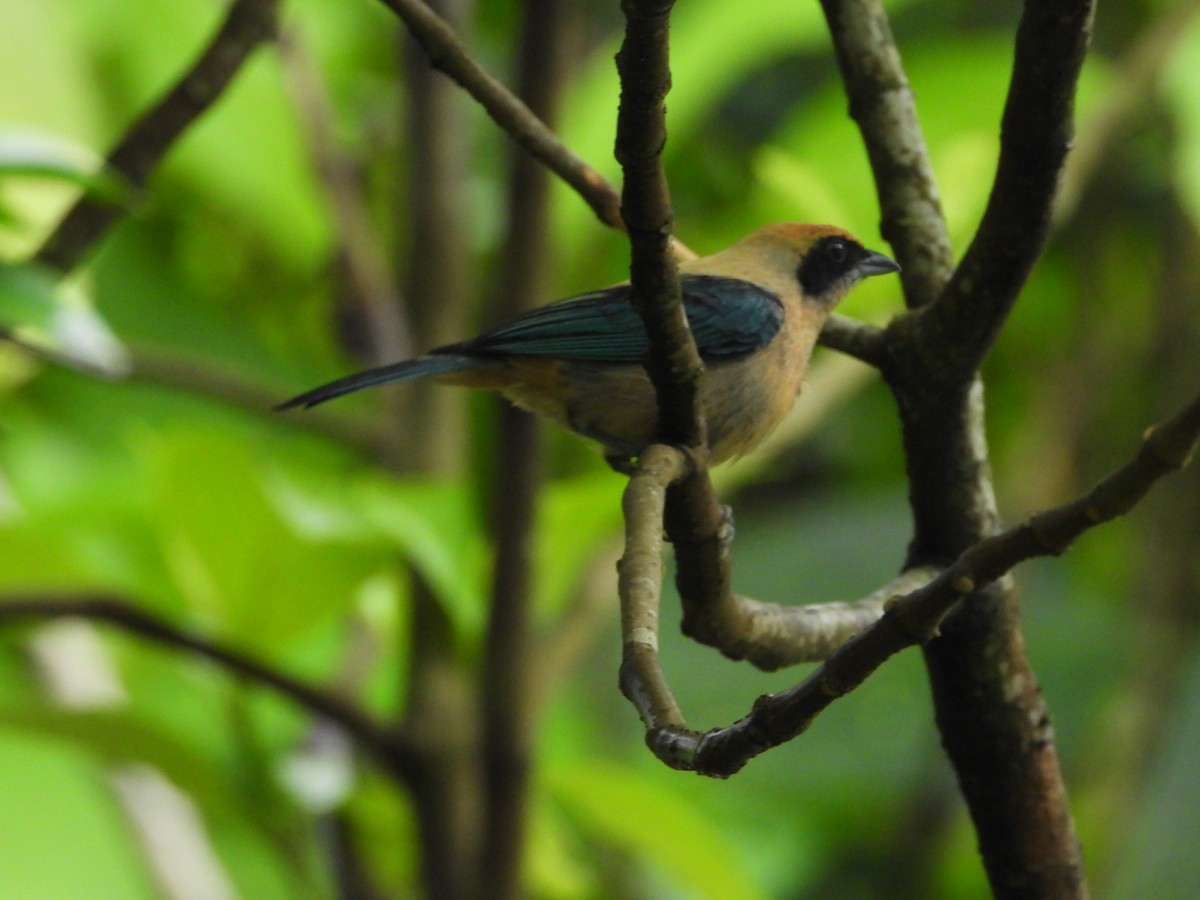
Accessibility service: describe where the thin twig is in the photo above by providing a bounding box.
[373,0,623,231]
[34,0,281,274]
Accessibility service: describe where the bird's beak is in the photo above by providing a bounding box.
[857,251,901,277]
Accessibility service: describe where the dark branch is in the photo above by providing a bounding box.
[817,313,888,368]
[0,595,413,779]
[478,1,568,895]
[614,0,705,451]
[676,386,1200,776]
[374,0,623,231]
[34,0,281,274]
[819,0,954,309]
[914,0,1096,381]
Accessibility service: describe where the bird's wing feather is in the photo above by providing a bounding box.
[442,275,783,363]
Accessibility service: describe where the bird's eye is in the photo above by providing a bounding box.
[826,239,847,263]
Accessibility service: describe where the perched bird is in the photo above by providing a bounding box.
[279,224,898,468]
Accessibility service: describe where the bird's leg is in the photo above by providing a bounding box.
[603,451,638,475]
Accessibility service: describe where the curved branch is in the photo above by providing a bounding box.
[685,567,940,670]
[616,445,694,747]
[34,0,281,274]
[666,385,1200,775]
[0,595,414,779]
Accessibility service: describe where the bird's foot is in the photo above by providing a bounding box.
[603,451,638,475]
[717,503,736,548]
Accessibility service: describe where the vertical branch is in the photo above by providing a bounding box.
[401,0,477,474]
[614,0,705,452]
[614,0,733,713]
[818,0,953,308]
[394,3,480,899]
[821,1,1093,896]
[478,1,572,897]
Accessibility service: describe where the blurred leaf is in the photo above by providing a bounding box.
[0,262,130,376]
[1163,11,1200,230]
[548,759,767,900]
[1,705,231,802]
[0,132,130,205]
[351,473,491,638]
[142,429,382,645]
[535,473,623,617]
[0,727,156,899]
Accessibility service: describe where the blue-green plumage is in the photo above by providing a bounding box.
[278,222,899,465]
[446,275,783,363]
[278,275,783,410]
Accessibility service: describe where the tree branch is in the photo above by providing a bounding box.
[650,385,1200,775]
[685,567,940,670]
[34,0,281,274]
[615,0,704,451]
[912,0,1096,381]
[819,0,954,309]
[816,313,887,367]
[373,0,623,231]
[478,1,569,895]
[0,595,413,779]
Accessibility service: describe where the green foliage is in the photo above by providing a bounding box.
[1,0,1199,896]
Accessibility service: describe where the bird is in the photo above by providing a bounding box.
[279,224,899,468]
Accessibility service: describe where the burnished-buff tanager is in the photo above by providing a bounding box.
[280,224,899,467]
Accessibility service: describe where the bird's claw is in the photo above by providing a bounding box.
[717,504,736,548]
[603,451,638,475]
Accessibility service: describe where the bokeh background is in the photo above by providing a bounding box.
[2,0,1199,896]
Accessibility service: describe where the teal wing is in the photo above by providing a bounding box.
[441,275,783,363]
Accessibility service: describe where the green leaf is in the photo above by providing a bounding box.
[1163,13,1200,230]
[142,429,383,645]
[1,705,231,803]
[0,262,130,376]
[351,473,490,638]
[0,727,156,900]
[0,132,130,205]
[547,759,767,900]
[535,473,623,618]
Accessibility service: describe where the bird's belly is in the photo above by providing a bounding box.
[474,347,803,465]
[702,353,800,462]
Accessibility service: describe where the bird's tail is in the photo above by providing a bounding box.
[276,354,477,410]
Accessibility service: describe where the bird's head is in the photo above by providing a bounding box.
[694,223,899,308]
